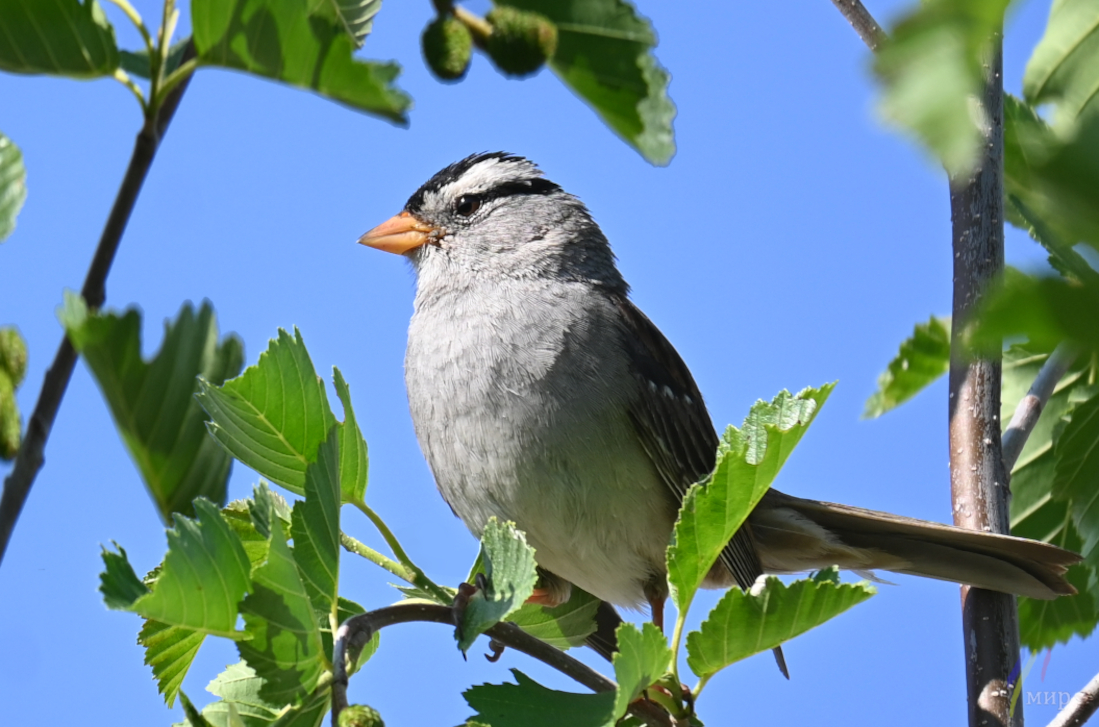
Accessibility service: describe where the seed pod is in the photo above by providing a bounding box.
[0,371,19,460]
[338,704,384,727]
[422,15,473,81]
[0,327,27,386]
[485,6,558,78]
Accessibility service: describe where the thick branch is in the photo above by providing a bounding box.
[1002,342,1080,473]
[0,42,197,567]
[1047,670,1099,727]
[829,0,887,51]
[947,35,1019,727]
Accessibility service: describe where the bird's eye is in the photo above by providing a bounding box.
[455,195,483,217]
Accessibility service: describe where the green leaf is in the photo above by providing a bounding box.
[204,662,282,725]
[1024,0,1099,125]
[201,662,330,727]
[503,0,676,166]
[1004,95,1099,251]
[290,431,341,617]
[873,0,1009,175]
[1053,388,1099,577]
[119,39,190,80]
[238,509,326,706]
[667,384,834,612]
[191,0,409,123]
[464,669,615,727]
[222,484,293,571]
[1017,525,1098,649]
[100,498,251,638]
[457,518,539,653]
[333,368,368,504]
[332,0,382,48]
[863,316,951,419]
[198,328,336,495]
[611,623,671,722]
[1006,193,1096,283]
[62,294,244,520]
[1005,345,1098,649]
[324,597,378,675]
[685,570,874,680]
[140,619,207,707]
[180,691,217,727]
[506,586,601,650]
[966,268,1099,355]
[0,130,27,242]
[0,0,119,76]
[99,543,150,609]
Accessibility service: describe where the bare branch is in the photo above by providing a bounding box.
[331,603,616,726]
[1002,342,1081,473]
[829,0,887,51]
[1047,670,1099,727]
[0,42,197,567]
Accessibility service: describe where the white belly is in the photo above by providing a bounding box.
[405,280,675,607]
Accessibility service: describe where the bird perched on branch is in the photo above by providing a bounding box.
[359,152,1080,675]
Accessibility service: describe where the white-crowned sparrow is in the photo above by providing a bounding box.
[359,153,1079,669]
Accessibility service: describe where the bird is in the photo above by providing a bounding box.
[358,152,1081,674]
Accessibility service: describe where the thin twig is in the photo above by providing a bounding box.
[829,0,887,51]
[353,501,453,604]
[1047,670,1099,727]
[330,603,616,725]
[0,42,198,567]
[453,5,493,46]
[1002,342,1080,473]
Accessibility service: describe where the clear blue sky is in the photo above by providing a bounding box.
[0,1,1090,724]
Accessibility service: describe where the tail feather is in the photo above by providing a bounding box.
[752,490,1081,600]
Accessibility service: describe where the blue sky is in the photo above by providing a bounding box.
[0,0,1090,724]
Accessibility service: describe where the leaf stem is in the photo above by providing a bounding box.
[156,58,199,108]
[112,68,147,112]
[105,0,155,56]
[339,532,413,583]
[0,41,197,568]
[691,674,710,701]
[668,605,689,685]
[352,501,452,604]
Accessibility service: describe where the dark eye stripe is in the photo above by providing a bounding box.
[405,157,561,215]
[481,177,561,203]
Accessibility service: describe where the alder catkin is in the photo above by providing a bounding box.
[422,15,473,81]
[485,6,558,77]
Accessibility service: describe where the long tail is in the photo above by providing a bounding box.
[751,490,1081,600]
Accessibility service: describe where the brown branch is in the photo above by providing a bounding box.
[0,41,197,567]
[829,0,887,51]
[1002,342,1080,473]
[330,603,673,727]
[946,33,1020,727]
[1047,670,1099,727]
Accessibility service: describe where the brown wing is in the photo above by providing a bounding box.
[611,295,765,593]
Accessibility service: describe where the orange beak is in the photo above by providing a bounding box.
[357,211,438,255]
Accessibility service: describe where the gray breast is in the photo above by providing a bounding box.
[404,279,676,607]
